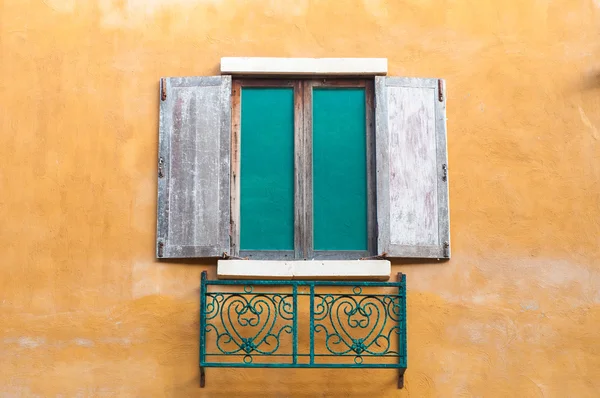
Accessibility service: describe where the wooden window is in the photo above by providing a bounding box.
[231,79,375,260]
[157,75,450,260]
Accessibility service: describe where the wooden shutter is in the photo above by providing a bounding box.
[156,76,231,258]
[375,77,450,258]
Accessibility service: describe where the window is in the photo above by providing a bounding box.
[231,79,376,260]
[156,62,450,263]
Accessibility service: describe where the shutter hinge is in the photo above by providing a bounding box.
[443,241,449,258]
[158,157,165,178]
[442,164,447,181]
[438,79,444,102]
[157,241,164,257]
[161,78,167,101]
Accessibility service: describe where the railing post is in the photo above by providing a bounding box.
[309,283,315,365]
[397,272,406,389]
[292,284,298,365]
[200,271,207,388]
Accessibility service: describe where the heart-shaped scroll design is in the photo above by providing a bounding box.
[216,294,282,355]
[317,295,391,356]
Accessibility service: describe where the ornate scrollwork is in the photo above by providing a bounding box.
[204,292,294,360]
[313,293,401,359]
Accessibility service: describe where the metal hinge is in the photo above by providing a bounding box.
[438,79,444,102]
[157,241,164,257]
[158,157,165,178]
[442,164,448,181]
[161,78,167,101]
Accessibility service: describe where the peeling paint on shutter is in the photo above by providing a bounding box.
[157,76,231,258]
[375,77,450,258]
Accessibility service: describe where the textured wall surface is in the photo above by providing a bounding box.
[1,0,600,396]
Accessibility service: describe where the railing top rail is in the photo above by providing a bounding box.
[203,276,406,288]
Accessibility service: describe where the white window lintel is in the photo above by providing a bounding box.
[220,57,388,76]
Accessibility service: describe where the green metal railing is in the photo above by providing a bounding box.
[199,271,407,388]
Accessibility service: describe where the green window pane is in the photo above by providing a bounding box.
[240,87,295,250]
[313,88,367,251]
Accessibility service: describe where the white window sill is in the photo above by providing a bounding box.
[221,57,388,76]
[217,260,391,281]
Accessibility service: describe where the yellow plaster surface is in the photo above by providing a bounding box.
[1,0,600,396]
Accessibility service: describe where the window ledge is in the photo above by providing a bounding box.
[217,260,391,281]
[221,57,388,76]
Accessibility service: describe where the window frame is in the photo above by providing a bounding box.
[231,79,302,260]
[230,78,376,260]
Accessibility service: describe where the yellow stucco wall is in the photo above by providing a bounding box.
[1,0,599,396]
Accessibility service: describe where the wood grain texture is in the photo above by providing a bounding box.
[389,85,438,245]
[365,81,377,258]
[294,81,305,259]
[230,80,242,257]
[435,79,450,257]
[375,77,449,258]
[156,76,231,258]
[302,80,314,259]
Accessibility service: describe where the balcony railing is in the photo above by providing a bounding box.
[199,271,407,388]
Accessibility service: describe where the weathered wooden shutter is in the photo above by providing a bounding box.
[156,76,231,258]
[375,77,450,258]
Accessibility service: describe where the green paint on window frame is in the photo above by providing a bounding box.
[312,88,368,251]
[240,87,295,251]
